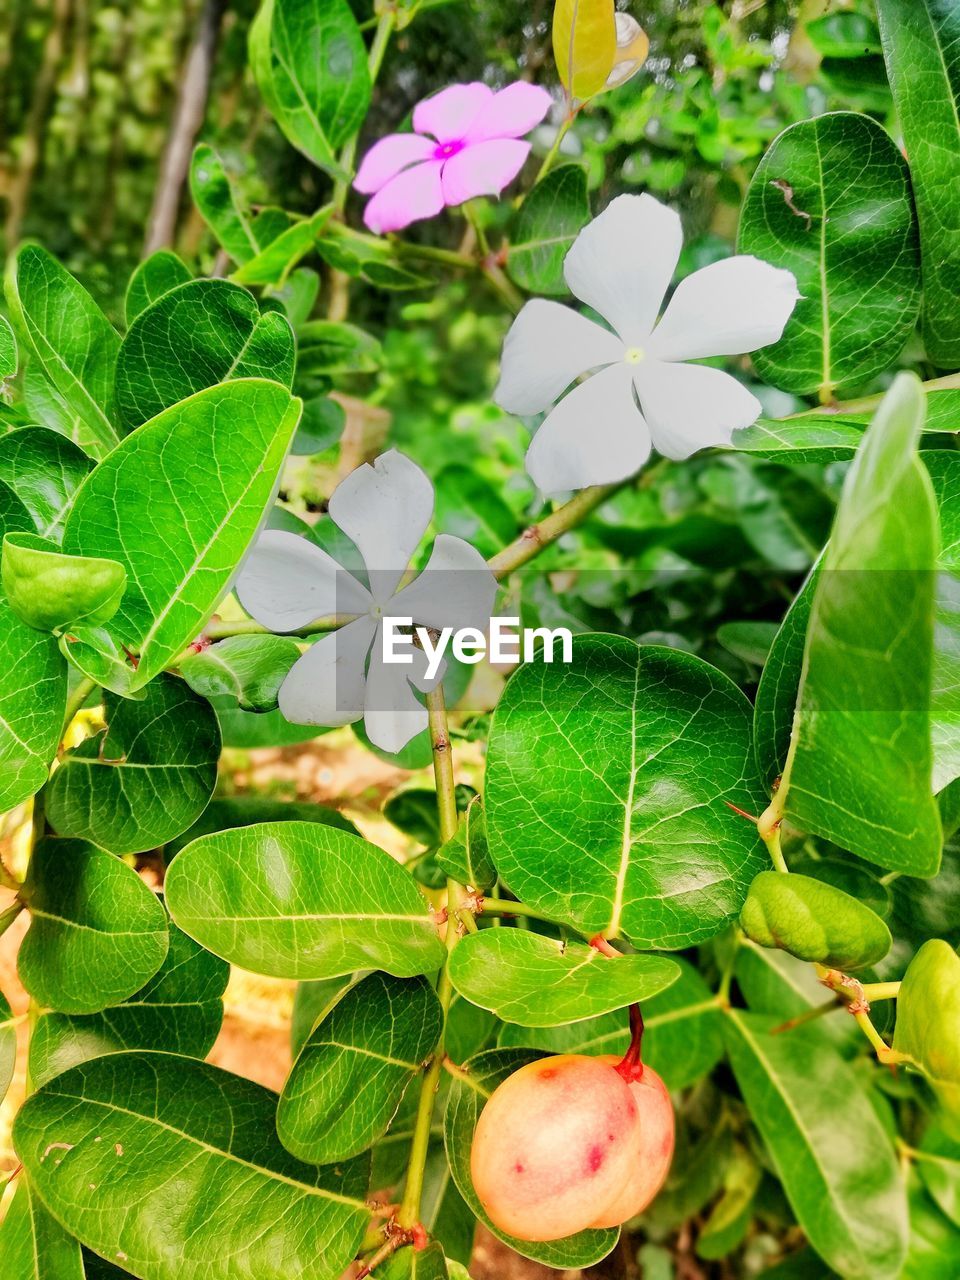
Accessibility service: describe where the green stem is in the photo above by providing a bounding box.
[860,981,901,1001]
[392,240,477,271]
[796,369,960,418]
[203,614,350,640]
[332,10,396,213]
[62,676,97,736]
[487,481,626,579]
[533,114,573,186]
[481,261,523,313]
[479,898,556,924]
[397,684,463,1232]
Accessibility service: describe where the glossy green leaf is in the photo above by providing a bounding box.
[290,976,356,1057]
[4,245,121,458]
[733,415,866,463]
[384,785,474,848]
[180,634,300,712]
[777,375,942,875]
[379,1243,449,1280]
[740,870,891,969]
[552,0,617,101]
[507,165,591,295]
[249,0,371,179]
[435,800,496,893]
[0,313,17,378]
[14,1052,372,1280]
[0,986,15,1105]
[165,795,357,860]
[315,226,431,290]
[19,837,169,1015]
[789,854,892,919]
[753,559,818,787]
[2,532,126,631]
[0,1177,84,1279]
[57,626,145,700]
[443,1047,619,1267]
[116,280,295,430]
[485,635,767,948]
[279,972,442,1163]
[293,395,346,455]
[297,320,381,377]
[232,210,328,287]
[62,379,301,687]
[496,956,724,1091]
[124,250,191,326]
[189,144,259,265]
[903,1179,960,1279]
[0,488,68,811]
[724,1010,908,1278]
[449,930,679,1026]
[28,917,228,1090]
[434,466,516,561]
[734,940,857,1053]
[0,427,94,542]
[737,112,920,399]
[47,676,219,855]
[165,821,445,980]
[925,453,960,794]
[894,940,960,1119]
[876,0,960,366]
[716,620,779,668]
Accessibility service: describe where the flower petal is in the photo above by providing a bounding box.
[235,530,371,632]
[391,534,498,633]
[563,194,682,345]
[441,138,531,206]
[413,83,493,143]
[354,132,437,194]
[633,360,761,459]
[362,160,445,234]
[525,363,651,494]
[277,615,378,728]
[363,640,429,753]
[494,299,624,415]
[648,256,799,362]
[329,450,434,602]
[465,82,553,142]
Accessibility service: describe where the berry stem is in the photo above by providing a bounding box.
[614,1004,645,1082]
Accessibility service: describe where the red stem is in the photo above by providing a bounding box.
[614,1004,645,1082]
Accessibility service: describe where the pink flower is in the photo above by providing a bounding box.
[354,81,553,234]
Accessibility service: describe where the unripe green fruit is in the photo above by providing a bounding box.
[893,940,960,1120]
[740,870,891,970]
[470,1053,674,1242]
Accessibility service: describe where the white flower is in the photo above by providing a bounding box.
[494,193,799,494]
[236,450,497,754]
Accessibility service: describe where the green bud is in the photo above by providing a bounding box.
[893,940,960,1120]
[740,870,892,969]
[2,531,126,632]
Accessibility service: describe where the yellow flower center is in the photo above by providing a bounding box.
[624,347,645,365]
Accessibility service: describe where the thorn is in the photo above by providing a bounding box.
[724,800,760,823]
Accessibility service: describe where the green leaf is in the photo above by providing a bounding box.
[753,559,818,788]
[443,1047,619,1268]
[29,917,228,1091]
[0,488,68,811]
[57,626,145,700]
[47,676,219,855]
[0,1178,84,1279]
[165,795,358,860]
[448,931,679,1026]
[0,986,15,1106]
[737,112,920,399]
[434,466,516,561]
[2,532,126,631]
[435,800,497,893]
[315,226,431,290]
[808,11,882,58]
[552,0,617,101]
[740,870,891,969]
[716,620,779,668]
[733,416,866,463]
[384,785,474,848]
[293,396,346,455]
[232,210,329,287]
[876,0,960,366]
[62,379,302,687]
[916,1129,960,1229]
[189,144,260,265]
[4,245,121,458]
[904,1179,960,1279]
[724,1010,908,1278]
[496,956,724,1091]
[0,427,94,542]
[485,635,767,948]
[124,250,191,326]
[165,821,445,980]
[14,1052,371,1280]
[775,375,942,875]
[180,634,300,712]
[19,837,169,1015]
[278,972,442,1163]
[291,976,356,1057]
[925,452,960,793]
[734,941,858,1054]
[116,280,295,430]
[380,1243,449,1280]
[507,165,591,295]
[297,320,381,377]
[0,313,17,379]
[249,0,371,180]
